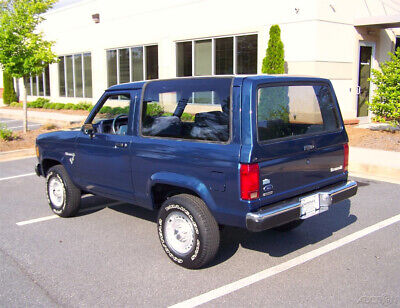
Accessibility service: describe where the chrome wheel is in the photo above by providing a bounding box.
[164,210,195,255]
[48,177,64,209]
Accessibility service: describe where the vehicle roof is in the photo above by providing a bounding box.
[106,75,330,91]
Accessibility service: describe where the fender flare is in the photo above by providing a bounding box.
[147,172,218,213]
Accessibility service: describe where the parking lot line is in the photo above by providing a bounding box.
[16,201,124,226]
[0,172,36,181]
[170,213,400,308]
[8,124,41,129]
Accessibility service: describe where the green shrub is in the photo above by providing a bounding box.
[100,106,112,114]
[54,103,65,110]
[64,103,75,110]
[43,102,51,109]
[146,103,163,116]
[2,71,18,105]
[10,102,22,107]
[0,123,13,141]
[181,113,195,121]
[262,25,285,74]
[369,48,400,127]
[31,97,50,108]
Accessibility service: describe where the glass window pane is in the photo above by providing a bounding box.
[177,41,192,77]
[84,53,92,98]
[145,45,158,80]
[236,34,257,74]
[142,78,232,142]
[107,50,117,87]
[26,77,31,96]
[257,85,340,142]
[131,47,143,81]
[215,37,233,75]
[74,54,83,97]
[194,40,212,76]
[38,74,44,96]
[66,55,74,97]
[119,48,130,84]
[45,66,50,96]
[32,75,38,96]
[59,56,65,96]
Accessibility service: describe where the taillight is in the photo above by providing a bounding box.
[343,143,349,172]
[240,163,260,200]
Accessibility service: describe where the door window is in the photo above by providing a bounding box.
[90,94,130,135]
[357,46,372,117]
[257,84,340,142]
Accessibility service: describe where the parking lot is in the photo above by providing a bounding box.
[1,157,399,307]
[0,118,41,131]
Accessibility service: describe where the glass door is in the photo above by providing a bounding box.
[357,45,373,117]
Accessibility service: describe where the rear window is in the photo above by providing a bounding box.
[257,84,340,142]
[141,78,232,142]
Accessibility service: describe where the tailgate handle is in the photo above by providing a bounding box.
[304,144,315,151]
[114,142,128,148]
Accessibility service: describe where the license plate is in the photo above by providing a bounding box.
[300,194,320,219]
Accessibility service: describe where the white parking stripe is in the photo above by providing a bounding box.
[8,124,41,129]
[0,119,19,123]
[170,213,400,308]
[16,201,124,226]
[0,172,36,181]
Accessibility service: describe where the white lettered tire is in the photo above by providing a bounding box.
[157,194,220,269]
[46,165,81,217]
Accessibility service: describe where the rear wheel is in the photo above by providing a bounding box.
[46,165,81,217]
[273,219,304,232]
[157,194,220,269]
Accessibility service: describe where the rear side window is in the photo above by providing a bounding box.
[257,84,340,142]
[141,78,232,142]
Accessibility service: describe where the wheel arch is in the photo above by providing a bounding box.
[148,172,217,213]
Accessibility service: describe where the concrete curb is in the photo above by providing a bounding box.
[0,109,84,126]
[0,148,35,162]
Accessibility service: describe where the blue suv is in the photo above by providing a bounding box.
[35,76,357,268]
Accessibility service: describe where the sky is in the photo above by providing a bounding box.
[52,0,86,10]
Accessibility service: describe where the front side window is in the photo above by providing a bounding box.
[90,94,130,135]
[141,78,232,142]
[257,84,340,142]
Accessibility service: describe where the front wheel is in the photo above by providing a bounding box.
[157,194,220,269]
[46,165,81,217]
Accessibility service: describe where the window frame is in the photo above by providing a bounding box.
[27,66,51,97]
[106,44,159,87]
[255,81,344,145]
[138,77,234,145]
[175,33,258,77]
[58,52,92,98]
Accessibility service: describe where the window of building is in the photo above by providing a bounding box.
[176,34,257,77]
[395,36,400,51]
[107,45,159,87]
[58,53,93,98]
[257,84,340,142]
[141,78,232,142]
[26,66,51,97]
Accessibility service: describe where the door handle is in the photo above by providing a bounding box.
[304,144,315,151]
[356,86,361,95]
[114,142,128,148]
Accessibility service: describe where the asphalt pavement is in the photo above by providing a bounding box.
[0,117,41,131]
[0,157,399,307]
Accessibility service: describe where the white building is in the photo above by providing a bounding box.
[1,0,400,121]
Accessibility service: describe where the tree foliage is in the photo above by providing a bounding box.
[0,0,58,78]
[2,71,18,104]
[262,25,285,74]
[369,48,400,127]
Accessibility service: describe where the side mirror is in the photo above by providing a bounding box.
[82,123,94,137]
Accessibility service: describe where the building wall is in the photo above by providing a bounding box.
[12,0,399,120]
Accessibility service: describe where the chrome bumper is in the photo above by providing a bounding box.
[246,180,358,232]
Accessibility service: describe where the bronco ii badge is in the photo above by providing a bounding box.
[65,152,75,164]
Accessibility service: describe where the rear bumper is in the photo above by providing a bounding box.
[246,180,358,232]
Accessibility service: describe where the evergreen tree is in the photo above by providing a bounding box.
[262,25,285,74]
[3,71,18,105]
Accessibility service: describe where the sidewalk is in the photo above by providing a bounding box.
[349,147,400,184]
[0,108,85,126]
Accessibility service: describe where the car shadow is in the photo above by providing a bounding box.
[77,195,357,268]
[207,199,357,267]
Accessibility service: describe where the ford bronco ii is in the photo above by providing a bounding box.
[35,76,358,268]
